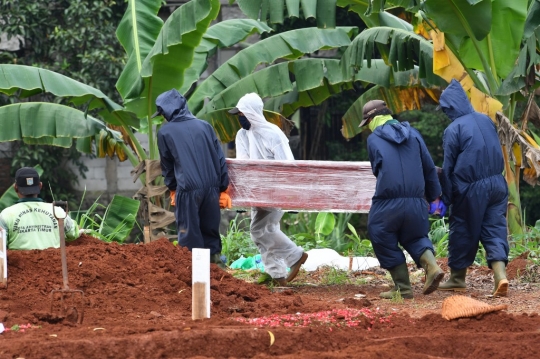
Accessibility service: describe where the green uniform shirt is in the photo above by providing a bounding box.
[0,198,79,250]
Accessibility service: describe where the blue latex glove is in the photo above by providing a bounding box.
[429,199,447,217]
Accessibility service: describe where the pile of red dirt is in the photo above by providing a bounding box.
[0,236,538,359]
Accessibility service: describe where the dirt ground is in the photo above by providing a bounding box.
[0,236,539,359]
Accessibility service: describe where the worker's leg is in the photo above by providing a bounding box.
[176,190,204,251]
[368,199,407,269]
[251,208,302,279]
[479,177,509,296]
[199,187,222,256]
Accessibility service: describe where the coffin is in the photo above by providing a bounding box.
[226,159,376,213]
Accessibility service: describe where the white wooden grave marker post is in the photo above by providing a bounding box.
[192,248,210,320]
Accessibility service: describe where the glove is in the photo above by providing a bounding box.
[219,188,232,209]
[170,190,176,206]
[429,198,447,217]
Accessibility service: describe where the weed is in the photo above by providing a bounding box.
[220,214,258,265]
[390,289,404,304]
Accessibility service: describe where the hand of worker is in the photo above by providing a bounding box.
[170,190,176,206]
[219,188,232,209]
[429,198,447,217]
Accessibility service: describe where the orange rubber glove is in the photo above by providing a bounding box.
[170,190,176,206]
[219,188,232,209]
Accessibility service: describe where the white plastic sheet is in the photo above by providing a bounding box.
[226,159,376,213]
[303,248,380,271]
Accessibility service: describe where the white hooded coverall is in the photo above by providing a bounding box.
[234,93,304,279]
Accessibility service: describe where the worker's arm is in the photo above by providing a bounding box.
[415,131,441,203]
[441,126,460,206]
[235,131,250,160]
[212,128,229,192]
[157,132,177,191]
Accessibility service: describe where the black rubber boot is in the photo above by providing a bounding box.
[438,268,467,292]
[380,263,414,299]
[492,261,509,297]
[419,250,444,295]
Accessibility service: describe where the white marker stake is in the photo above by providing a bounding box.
[0,228,6,288]
[192,248,210,320]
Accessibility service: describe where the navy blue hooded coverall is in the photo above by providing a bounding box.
[367,120,441,269]
[156,89,229,255]
[439,79,509,270]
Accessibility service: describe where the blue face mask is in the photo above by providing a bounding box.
[238,115,251,130]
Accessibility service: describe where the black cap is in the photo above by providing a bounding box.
[359,100,388,128]
[15,167,40,195]
[228,107,241,115]
[150,107,163,119]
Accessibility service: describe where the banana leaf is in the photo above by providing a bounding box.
[231,0,337,28]
[115,0,163,100]
[0,166,43,212]
[179,19,273,95]
[137,0,221,114]
[0,64,139,128]
[188,26,357,116]
[336,0,414,29]
[99,195,141,243]
[425,0,527,79]
[340,26,444,86]
[341,84,440,138]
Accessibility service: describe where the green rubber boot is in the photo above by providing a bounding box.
[380,263,414,299]
[419,250,445,295]
[210,253,228,271]
[492,261,509,297]
[438,268,467,292]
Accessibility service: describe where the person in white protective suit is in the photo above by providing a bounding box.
[229,93,308,286]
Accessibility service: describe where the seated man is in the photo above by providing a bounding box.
[0,167,79,250]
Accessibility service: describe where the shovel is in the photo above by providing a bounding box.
[50,201,85,324]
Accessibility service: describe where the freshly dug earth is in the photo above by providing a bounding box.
[0,236,539,358]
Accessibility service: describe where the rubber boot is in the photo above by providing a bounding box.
[492,261,509,297]
[380,263,414,299]
[419,250,444,295]
[438,268,467,292]
[210,253,228,271]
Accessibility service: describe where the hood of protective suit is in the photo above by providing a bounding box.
[235,93,289,140]
[372,120,410,145]
[439,79,474,121]
[155,89,198,122]
[234,93,294,161]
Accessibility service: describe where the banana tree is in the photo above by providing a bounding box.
[0,0,363,240]
[334,0,540,234]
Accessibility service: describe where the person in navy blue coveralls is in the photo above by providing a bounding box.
[154,89,229,270]
[361,100,445,299]
[437,80,509,297]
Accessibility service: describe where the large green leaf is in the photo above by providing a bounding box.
[137,0,220,115]
[447,0,528,79]
[423,0,493,41]
[340,27,443,86]
[337,0,414,29]
[199,109,292,143]
[0,166,43,213]
[116,0,163,100]
[0,103,122,151]
[232,0,337,27]
[267,59,427,117]
[99,195,141,243]
[0,64,139,128]
[315,212,335,236]
[188,27,357,115]
[179,19,273,95]
[341,85,440,138]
